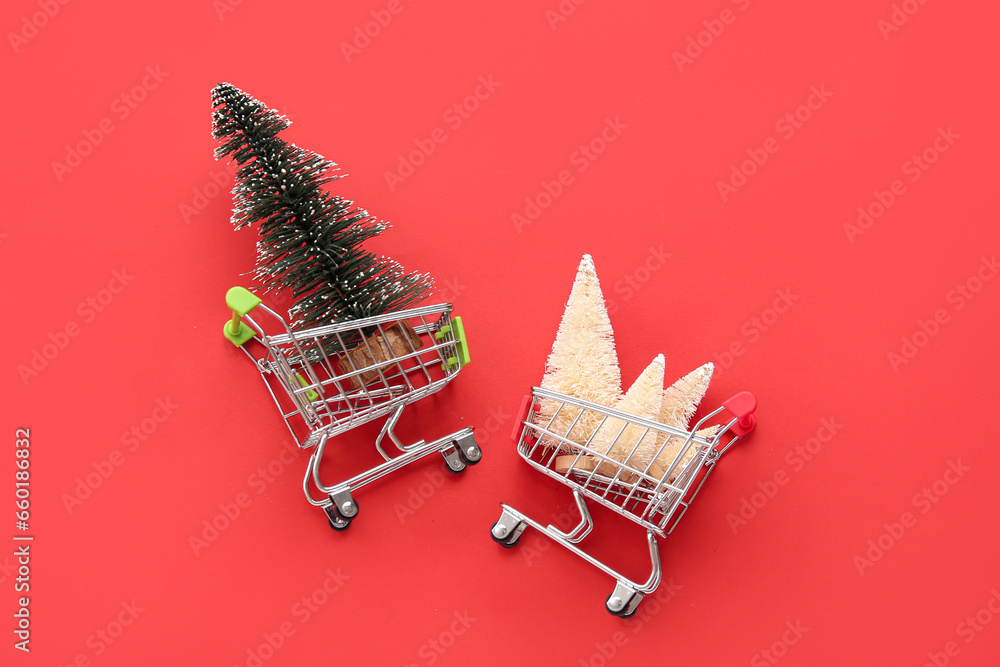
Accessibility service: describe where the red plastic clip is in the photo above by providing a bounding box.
[511,394,536,444]
[722,391,757,438]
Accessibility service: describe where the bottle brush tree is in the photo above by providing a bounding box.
[533,254,622,450]
[211,82,433,341]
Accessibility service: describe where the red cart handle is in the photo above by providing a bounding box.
[511,394,537,444]
[722,391,757,438]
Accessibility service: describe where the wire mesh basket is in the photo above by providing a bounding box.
[224,286,481,530]
[491,386,756,616]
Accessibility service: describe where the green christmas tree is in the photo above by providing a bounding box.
[211,82,433,333]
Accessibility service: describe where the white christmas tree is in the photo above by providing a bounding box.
[534,255,621,450]
[648,364,716,482]
[590,355,665,477]
[660,363,713,429]
[555,362,717,482]
[534,254,720,485]
[648,425,719,483]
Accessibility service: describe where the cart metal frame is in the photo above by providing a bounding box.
[492,386,756,616]
[224,286,480,530]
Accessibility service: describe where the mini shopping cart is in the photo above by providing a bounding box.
[223,286,481,530]
[491,387,756,617]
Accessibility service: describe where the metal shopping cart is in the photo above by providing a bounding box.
[491,387,756,617]
[224,286,481,530]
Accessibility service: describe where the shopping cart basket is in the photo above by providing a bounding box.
[224,286,481,530]
[491,386,756,617]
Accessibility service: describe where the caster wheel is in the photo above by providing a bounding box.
[442,447,467,473]
[323,504,352,532]
[456,436,482,466]
[606,592,640,618]
[490,520,523,548]
[606,594,630,617]
[329,516,351,531]
[337,497,359,519]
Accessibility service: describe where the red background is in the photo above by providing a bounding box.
[3,0,999,664]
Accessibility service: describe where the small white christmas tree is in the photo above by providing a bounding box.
[555,362,717,481]
[534,254,719,485]
[648,425,719,483]
[590,355,665,477]
[534,255,621,449]
[648,364,715,482]
[661,363,713,429]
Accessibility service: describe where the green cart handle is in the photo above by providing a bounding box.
[434,315,470,370]
[224,286,262,346]
[223,286,317,400]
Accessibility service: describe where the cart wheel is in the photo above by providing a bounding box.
[328,490,359,520]
[441,447,467,474]
[618,604,639,619]
[337,496,359,519]
[323,504,351,532]
[490,519,525,548]
[455,433,482,466]
[328,516,351,532]
[606,593,627,617]
[606,589,641,618]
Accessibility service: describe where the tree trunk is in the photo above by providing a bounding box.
[338,321,423,389]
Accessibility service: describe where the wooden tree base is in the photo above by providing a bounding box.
[554,455,599,475]
[338,321,424,389]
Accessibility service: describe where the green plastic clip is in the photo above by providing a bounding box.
[435,316,469,370]
[295,372,319,402]
[224,286,262,346]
